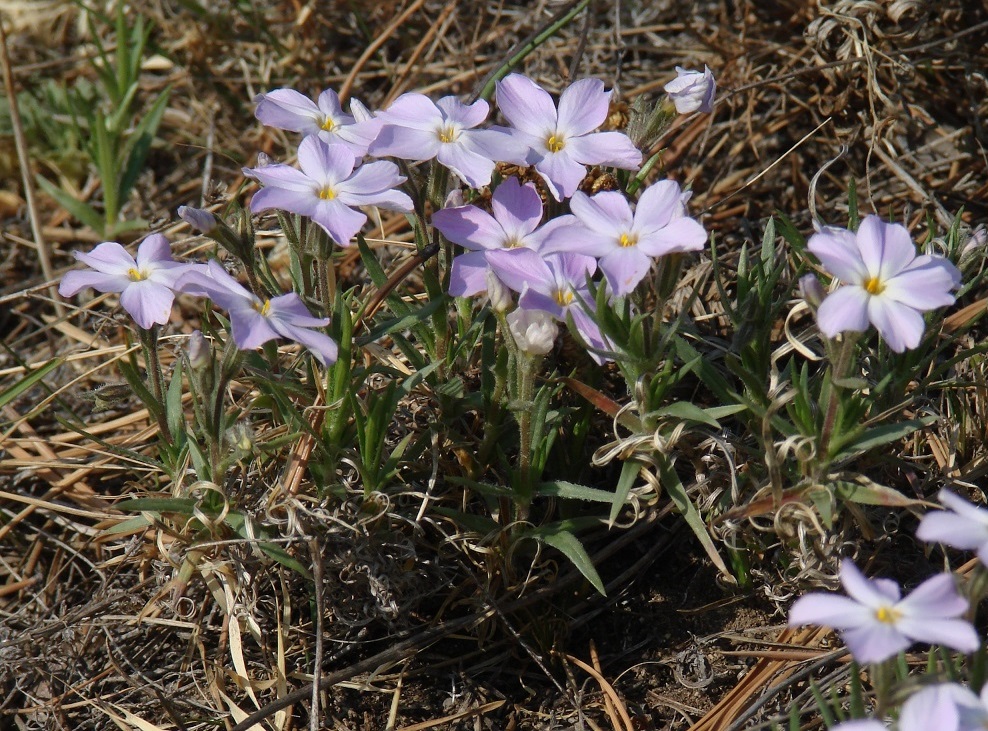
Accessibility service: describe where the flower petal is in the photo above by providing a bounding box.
[495,74,557,137]
[599,247,652,296]
[788,593,875,629]
[449,251,492,297]
[634,180,683,233]
[917,512,988,551]
[436,96,489,129]
[376,93,442,131]
[636,217,708,257]
[491,177,543,241]
[535,150,589,201]
[856,215,916,280]
[882,256,959,310]
[309,198,368,246]
[486,248,552,295]
[432,205,505,250]
[246,163,316,195]
[841,623,909,663]
[249,186,318,217]
[570,190,632,236]
[815,285,871,337]
[808,226,867,284]
[255,89,322,134]
[266,293,330,328]
[297,137,356,183]
[368,125,441,161]
[437,140,496,188]
[269,320,338,366]
[840,560,901,606]
[231,308,280,350]
[565,131,642,169]
[867,295,925,352]
[556,78,610,137]
[135,234,174,268]
[59,269,131,296]
[119,281,175,329]
[896,573,968,619]
[895,617,979,654]
[74,241,136,276]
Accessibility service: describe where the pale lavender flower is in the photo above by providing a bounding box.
[897,683,986,731]
[788,559,977,663]
[663,66,716,114]
[369,93,526,188]
[178,205,217,234]
[59,234,193,329]
[494,74,642,201]
[808,215,961,352]
[917,490,988,565]
[552,180,706,296]
[178,261,338,366]
[432,176,576,297]
[829,722,887,731]
[507,308,558,356]
[485,248,611,361]
[244,137,412,247]
[254,88,381,155]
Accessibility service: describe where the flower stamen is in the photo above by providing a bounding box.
[253,299,272,316]
[546,133,565,153]
[437,125,459,143]
[874,605,901,625]
[619,232,638,248]
[320,117,336,132]
[127,268,147,282]
[864,276,885,295]
[553,288,574,307]
[318,186,337,200]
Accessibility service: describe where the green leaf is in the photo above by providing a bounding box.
[100,514,152,535]
[0,357,61,411]
[831,479,925,507]
[609,459,641,525]
[166,359,185,444]
[536,480,619,503]
[116,496,198,514]
[651,401,722,428]
[118,87,171,205]
[35,176,104,232]
[833,416,936,459]
[527,525,606,596]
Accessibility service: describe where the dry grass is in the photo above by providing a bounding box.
[1,1,987,729]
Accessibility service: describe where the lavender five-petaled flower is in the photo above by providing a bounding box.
[178,261,338,366]
[494,74,642,201]
[485,248,611,362]
[896,683,984,731]
[552,180,707,296]
[244,137,412,247]
[663,66,716,114]
[432,177,576,297]
[59,234,194,330]
[917,490,988,566]
[788,559,978,664]
[368,93,527,189]
[254,88,381,156]
[807,215,961,352]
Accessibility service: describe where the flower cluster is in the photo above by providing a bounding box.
[789,490,988,729]
[60,235,338,366]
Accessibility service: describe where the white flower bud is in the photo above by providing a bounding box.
[798,274,825,309]
[486,270,513,313]
[663,66,716,114]
[187,330,210,369]
[178,206,217,234]
[507,308,557,356]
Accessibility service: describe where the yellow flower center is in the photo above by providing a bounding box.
[320,117,336,132]
[864,276,885,295]
[619,232,638,248]
[128,268,147,282]
[318,186,337,200]
[253,299,271,316]
[506,238,524,249]
[874,605,901,624]
[553,288,574,307]
[437,125,459,143]
[546,133,565,153]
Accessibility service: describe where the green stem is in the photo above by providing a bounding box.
[139,325,172,444]
[816,333,859,477]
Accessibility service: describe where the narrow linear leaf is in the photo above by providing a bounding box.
[528,525,606,596]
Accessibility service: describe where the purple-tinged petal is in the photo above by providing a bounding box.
[119,281,175,329]
[437,141,496,188]
[896,617,979,654]
[634,180,683,233]
[433,205,504,250]
[808,226,867,284]
[338,159,406,198]
[788,593,875,629]
[830,722,887,731]
[309,198,368,246]
[272,322,339,366]
[897,573,968,619]
[518,289,565,320]
[487,248,552,296]
[917,511,988,550]
[376,93,442,131]
[495,74,557,137]
[135,234,174,268]
[556,78,610,137]
[570,191,633,235]
[529,214,583,254]
[841,560,901,606]
[436,96,489,129]
[255,89,322,134]
[900,684,966,731]
[565,131,642,169]
[231,308,280,350]
[570,304,614,364]
[249,186,318,217]
[599,247,652,296]
[297,137,357,183]
[552,251,598,285]
[841,623,910,663]
[491,177,543,240]
[816,286,871,337]
[368,125,441,161]
[856,216,916,280]
[315,89,348,121]
[883,256,959,309]
[636,217,708,257]
[460,128,531,166]
[245,163,315,194]
[59,269,131,296]
[266,293,330,328]
[449,251,491,297]
[535,150,589,201]
[74,241,136,275]
[866,295,925,352]
[939,490,988,524]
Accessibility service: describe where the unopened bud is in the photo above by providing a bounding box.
[187,330,210,369]
[663,66,716,115]
[507,308,558,356]
[178,206,217,234]
[962,225,987,256]
[799,274,825,309]
[486,271,513,313]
